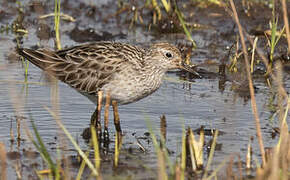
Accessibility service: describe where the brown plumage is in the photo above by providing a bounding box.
[18,41,195,104]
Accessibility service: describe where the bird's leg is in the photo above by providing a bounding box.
[96,91,103,137]
[103,92,110,143]
[90,91,103,138]
[112,100,122,141]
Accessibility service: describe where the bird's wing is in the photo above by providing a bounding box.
[18,42,145,94]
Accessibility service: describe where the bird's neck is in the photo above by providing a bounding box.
[140,65,166,90]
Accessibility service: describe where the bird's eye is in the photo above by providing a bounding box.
[165,52,173,58]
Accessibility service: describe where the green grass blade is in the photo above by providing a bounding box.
[160,136,174,174]
[76,149,90,180]
[161,0,171,12]
[30,117,57,174]
[54,0,61,50]
[202,130,219,179]
[175,7,196,48]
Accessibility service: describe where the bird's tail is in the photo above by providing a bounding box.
[17,48,61,70]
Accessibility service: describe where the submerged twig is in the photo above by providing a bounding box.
[39,13,75,22]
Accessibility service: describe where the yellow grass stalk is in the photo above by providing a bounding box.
[54,0,61,50]
[160,0,171,13]
[202,130,218,179]
[188,128,204,170]
[114,131,123,167]
[91,126,101,170]
[180,129,186,180]
[76,149,90,180]
[151,0,162,21]
[45,107,98,176]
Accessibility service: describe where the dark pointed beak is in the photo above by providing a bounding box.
[179,62,201,78]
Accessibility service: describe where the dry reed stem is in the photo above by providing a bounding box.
[237,155,243,179]
[7,82,35,179]
[250,37,258,73]
[281,0,290,52]
[275,63,289,180]
[187,128,204,173]
[229,0,266,166]
[104,93,110,130]
[17,117,21,141]
[13,161,22,179]
[10,120,14,143]
[276,62,285,125]
[175,165,181,180]
[226,156,235,179]
[246,136,253,169]
[160,115,167,141]
[0,142,7,180]
[39,13,75,22]
[8,81,25,146]
[157,150,168,180]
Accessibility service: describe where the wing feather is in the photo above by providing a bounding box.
[18,41,145,94]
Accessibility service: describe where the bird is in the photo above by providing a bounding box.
[18,41,198,105]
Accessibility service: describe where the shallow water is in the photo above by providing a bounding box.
[0,0,289,179]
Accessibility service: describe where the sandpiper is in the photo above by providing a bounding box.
[18,41,198,138]
[18,41,198,105]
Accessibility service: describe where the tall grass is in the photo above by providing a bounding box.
[175,7,196,48]
[281,0,290,52]
[229,0,266,166]
[266,0,285,71]
[228,1,289,180]
[29,116,57,177]
[54,0,61,50]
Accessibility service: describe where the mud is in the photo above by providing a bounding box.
[0,0,289,179]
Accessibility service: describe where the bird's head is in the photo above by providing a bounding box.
[146,43,199,76]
